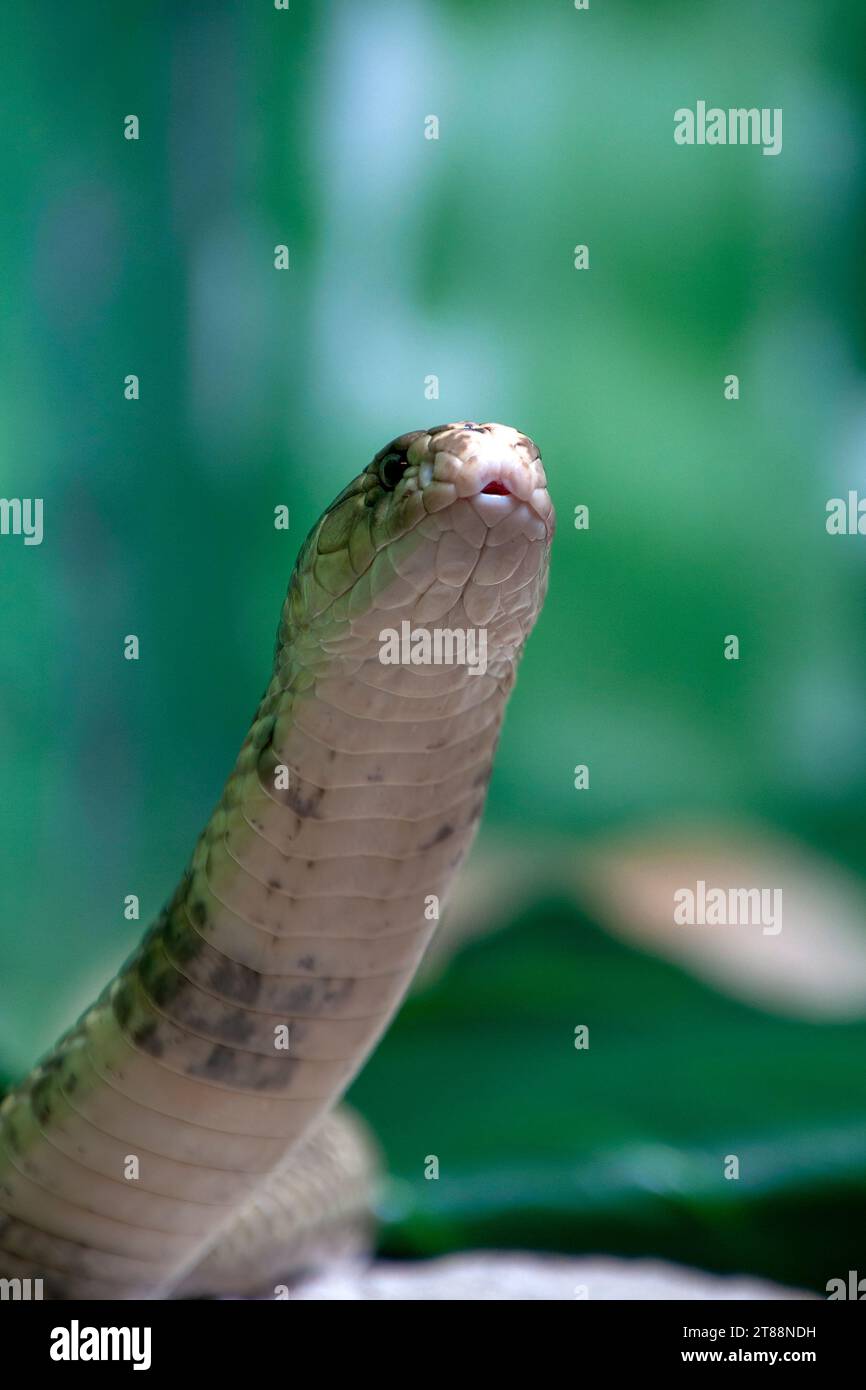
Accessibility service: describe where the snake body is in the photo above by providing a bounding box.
[0,422,553,1298]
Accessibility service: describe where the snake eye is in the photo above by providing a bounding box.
[378,452,408,490]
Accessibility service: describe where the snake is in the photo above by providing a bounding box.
[0,421,554,1299]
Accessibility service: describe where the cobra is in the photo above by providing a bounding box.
[0,421,554,1299]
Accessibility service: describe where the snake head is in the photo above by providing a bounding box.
[283,421,554,671]
[367,419,554,536]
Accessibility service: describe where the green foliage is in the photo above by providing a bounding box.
[351,897,866,1291]
[1,0,865,1284]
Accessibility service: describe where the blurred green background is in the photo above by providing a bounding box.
[2,0,866,1294]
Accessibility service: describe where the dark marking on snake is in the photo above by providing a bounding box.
[166,911,204,963]
[132,1020,164,1057]
[322,978,355,1008]
[190,1044,237,1082]
[137,949,183,1009]
[281,983,314,1011]
[112,982,133,1030]
[184,1006,255,1046]
[209,958,263,1006]
[30,1076,53,1126]
[265,976,355,1013]
[278,779,325,820]
[419,822,453,849]
[186,1044,299,1092]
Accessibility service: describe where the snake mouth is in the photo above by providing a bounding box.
[481,480,512,496]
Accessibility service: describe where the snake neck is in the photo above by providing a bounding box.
[0,447,552,1299]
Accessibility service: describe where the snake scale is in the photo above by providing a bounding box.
[0,421,554,1299]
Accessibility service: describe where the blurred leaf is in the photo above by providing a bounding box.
[350,895,866,1293]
